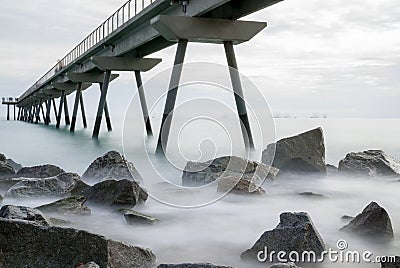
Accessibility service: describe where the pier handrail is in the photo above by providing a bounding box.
[22,0,157,102]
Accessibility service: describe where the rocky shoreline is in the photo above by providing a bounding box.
[1,127,399,268]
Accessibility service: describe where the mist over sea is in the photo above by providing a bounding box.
[1,116,400,267]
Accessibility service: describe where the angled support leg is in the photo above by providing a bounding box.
[13,105,16,120]
[56,90,65,129]
[93,70,111,138]
[79,93,87,128]
[40,102,46,123]
[135,71,153,136]
[98,83,112,132]
[52,98,58,119]
[45,96,52,125]
[70,82,83,132]
[64,95,70,125]
[7,105,10,121]
[17,107,21,121]
[156,39,188,154]
[224,41,254,150]
[35,102,41,123]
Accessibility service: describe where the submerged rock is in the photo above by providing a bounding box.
[0,219,156,268]
[16,164,65,178]
[217,176,266,195]
[340,201,394,240]
[298,192,327,199]
[326,164,338,174]
[182,156,278,187]
[49,217,73,226]
[0,205,51,226]
[5,173,81,198]
[262,128,326,174]
[341,215,355,221]
[82,179,148,207]
[338,150,400,177]
[36,196,91,215]
[82,151,142,183]
[158,264,234,268]
[122,209,158,225]
[241,212,325,262]
[381,256,400,268]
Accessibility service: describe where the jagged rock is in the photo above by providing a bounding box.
[340,202,394,240]
[122,209,158,225]
[182,156,278,187]
[76,262,100,268]
[36,196,91,215]
[381,256,400,267]
[338,150,400,177]
[49,217,73,226]
[298,192,327,199]
[0,219,156,268]
[158,264,234,268]
[82,179,148,207]
[0,205,51,226]
[271,263,299,268]
[241,212,325,262]
[0,161,15,178]
[0,154,5,162]
[6,158,23,172]
[69,180,91,196]
[5,173,81,198]
[82,151,142,183]
[16,164,65,178]
[262,128,326,173]
[217,176,265,195]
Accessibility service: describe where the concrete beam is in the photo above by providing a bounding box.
[67,72,119,84]
[52,82,92,93]
[91,56,161,72]
[151,15,267,44]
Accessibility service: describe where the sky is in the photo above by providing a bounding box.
[0,0,399,118]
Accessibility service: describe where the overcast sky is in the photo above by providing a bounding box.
[0,0,399,118]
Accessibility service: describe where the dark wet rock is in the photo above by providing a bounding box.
[0,205,51,226]
[381,256,400,267]
[298,192,327,199]
[6,158,23,172]
[49,217,73,226]
[0,219,156,268]
[338,150,400,177]
[0,195,2,203]
[76,262,100,268]
[82,179,148,207]
[158,264,234,268]
[262,128,326,174]
[0,162,15,178]
[16,164,65,178]
[122,209,158,225]
[271,263,299,268]
[69,180,91,196]
[341,215,355,221]
[0,153,5,162]
[5,173,81,198]
[217,176,266,195]
[340,201,394,240]
[182,156,278,187]
[36,196,91,215]
[241,212,325,262]
[82,151,142,183]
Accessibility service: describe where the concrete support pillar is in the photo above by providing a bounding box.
[40,102,46,123]
[98,84,113,132]
[7,104,10,121]
[135,71,153,136]
[64,96,70,125]
[17,107,21,121]
[223,41,254,150]
[35,101,41,124]
[13,105,16,120]
[79,93,87,128]
[92,70,111,138]
[56,90,65,129]
[70,82,82,132]
[45,96,52,125]
[52,98,57,119]
[156,39,188,154]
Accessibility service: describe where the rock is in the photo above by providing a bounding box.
[0,219,156,268]
[338,150,400,177]
[0,162,16,178]
[82,179,148,207]
[36,196,91,215]
[122,209,158,225]
[0,177,25,192]
[341,215,354,221]
[241,212,325,262]
[6,158,23,172]
[49,217,73,226]
[381,256,400,267]
[158,264,234,268]
[0,153,5,162]
[0,195,2,203]
[0,205,51,226]
[69,180,91,196]
[76,262,101,268]
[5,173,81,198]
[271,263,299,268]
[182,156,278,187]
[326,164,338,174]
[298,192,326,199]
[262,128,326,173]
[340,201,394,240]
[217,176,266,195]
[82,151,142,183]
[16,164,65,178]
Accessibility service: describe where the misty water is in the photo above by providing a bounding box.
[1,117,400,267]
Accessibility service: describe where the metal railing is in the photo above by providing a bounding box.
[24,0,157,100]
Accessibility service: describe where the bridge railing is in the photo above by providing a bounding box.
[23,0,157,101]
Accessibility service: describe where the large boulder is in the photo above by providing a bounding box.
[340,202,394,240]
[82,179,148,207]
[0,154,16,178]
[0,205,51,226]
[338,150,400,177]
[5,173,81,198]
[0,219,156,268]
[381,256,400,268]
[241,212,325,262]
[82,151,142,183]
[69,180,91,196]
[158,264,233,268]
[182,156,278,187]
[36,196,91,215]
[262,128,326,173]
[16,164,65,178]
[6,158,23,172]
[217,176,266,195]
